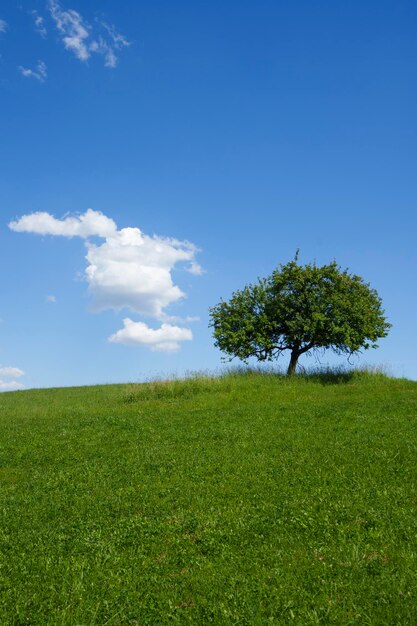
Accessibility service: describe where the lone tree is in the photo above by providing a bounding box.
[209,255,391,375]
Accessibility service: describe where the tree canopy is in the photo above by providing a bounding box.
[209,256,391,375]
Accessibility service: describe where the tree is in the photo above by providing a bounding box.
[209,255,391,375]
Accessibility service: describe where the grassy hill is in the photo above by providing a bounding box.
[1,370,416,624]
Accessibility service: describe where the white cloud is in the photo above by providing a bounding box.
[0,19,7,33]
[49,0,90,61]
[164,314,200,324]
[46,295,56,303]
[103,46,117,69]
[93,20,130,68]
[85,227,199,317]
[188,260,204,276]
[0,380,25,391]
[101,21,130,50]
[109,319,192,352]
[10,209,202,351]
[0,366,25,378]
[19,60,47,82]
[9,209,117,238]
[89,37,117,68]
[48,1,130,68]
[31,11,47,38]
[0,366,25,392]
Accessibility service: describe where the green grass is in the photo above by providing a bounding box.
[0,369,416,624]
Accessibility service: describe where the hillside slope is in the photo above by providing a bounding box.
[1,371,416,624]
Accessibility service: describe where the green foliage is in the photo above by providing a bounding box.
[209,256,391,374]
[0,371,416,624]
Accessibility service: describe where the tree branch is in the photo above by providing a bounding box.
[299,341,315,354]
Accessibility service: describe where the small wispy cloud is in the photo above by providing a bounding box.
[19,60,47,82]
[49,0,90,61]
[101,21,130,49]
[0,380,25,391]
[46,295,56,303]
[0,18,8,33]
[48,0,130,68]
[89,37,117,68]
[0,366,25,378]
[96,20,131,68]
[31,10,47,38]
[0,366,25,392]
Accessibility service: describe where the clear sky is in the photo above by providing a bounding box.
[1,0,416,391]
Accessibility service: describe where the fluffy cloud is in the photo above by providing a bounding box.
[48,0,130,68]
[19,60,47,82]
[85,227,200,317]
[9,209,116,238]
[0,19,7,33]
[10,209,202,352]
[0,366,25,392]
[109,319,192,352]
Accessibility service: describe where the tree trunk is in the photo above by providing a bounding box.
[287,349,299,376]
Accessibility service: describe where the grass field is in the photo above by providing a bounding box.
[0,369,416,624]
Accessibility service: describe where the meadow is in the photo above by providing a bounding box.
[0,369,416,624]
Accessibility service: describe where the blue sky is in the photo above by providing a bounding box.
[1,0,416,390]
